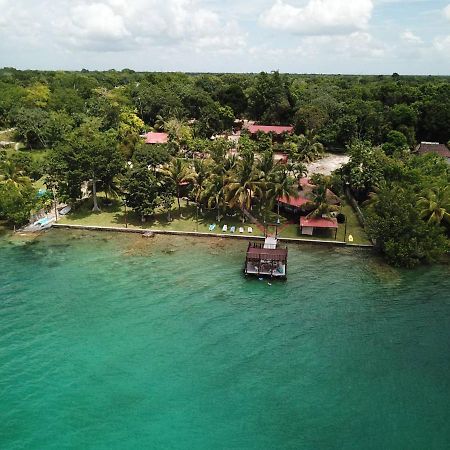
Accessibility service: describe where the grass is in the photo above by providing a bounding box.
[59,195,265,236]
[5,147,49,162]
[59,194,371,244]
[33,177,47,191]
[0,129,16,142]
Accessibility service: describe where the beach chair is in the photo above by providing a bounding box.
[222,225,228,232]
[239,227,244,233]
[209,224,216,231]
[230,226,235,233]
[247,227,253,233]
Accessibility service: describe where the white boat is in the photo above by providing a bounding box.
[32,217,55,230]
[59,205,71,216]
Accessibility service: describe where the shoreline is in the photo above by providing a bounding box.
[51,223,374,248]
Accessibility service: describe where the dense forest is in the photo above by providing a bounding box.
[1,68,450,147]
[0,68,449,267]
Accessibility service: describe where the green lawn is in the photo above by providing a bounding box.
[59,194,371,244]
[0,129,16,142]
[59,195,265,236]
[4,146,49,162]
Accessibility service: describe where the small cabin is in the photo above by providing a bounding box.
[300,217,338,239]
[416,142,450,163]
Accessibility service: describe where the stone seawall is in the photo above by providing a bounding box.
[52,223,373,248]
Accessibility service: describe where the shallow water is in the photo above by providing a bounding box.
[1,230,449,449]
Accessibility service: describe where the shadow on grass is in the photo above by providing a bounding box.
[63,195,369,243]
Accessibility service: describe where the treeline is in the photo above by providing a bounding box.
[340,140,449,267]
[1,68,450,148]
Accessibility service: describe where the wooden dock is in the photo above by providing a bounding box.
[243,237,288,280]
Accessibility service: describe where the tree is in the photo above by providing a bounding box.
[294,105,329,135]
[417,186,450,225]
[132,143,171,170]
[0,182,37,226]
[293,130,324,163]
[366,185,448,267]
[157,181,176,222]
[49,119,123,210]
[195,102,235,138]
[165,118,193,152]
[43,111,75,148]
[286,161,308,180]
[382,130,409,156]
[160,158,194,213]
[0,159,36,226]
[216,83,247,117]
[340,140,384,200]
[24,83,50,108]
[247,71,294,124]
[267,167,298,220]
[87,86,131,129]
[204,172,226,222]
[117,109,145,158]
[192,158,211,210]
[304,178,339,219]
[123,164,159,221]
[418,83,450,143]
[225,151,262,221]
[12,107,49,148]
[0,159,30,188]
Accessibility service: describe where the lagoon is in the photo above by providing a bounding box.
[1,230,450,449]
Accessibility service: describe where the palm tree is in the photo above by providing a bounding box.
[286,161,308,180]
[305,184,339,219]
[204,173,226,222]
[192,159,211,212]
[363,181,389,213]
[295,130,324,163]
[267,167,299,220]
[225,151,262,222]
[154,114,166,131]
[417,186,450,225]
[0,160,31,190]
[257,150,275,182]
[202,156,235,222]
[102,174,125,205]
[160,158,194,213]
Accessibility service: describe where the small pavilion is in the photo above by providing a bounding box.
[244,227,288,279]
[300,217,338,239]
[244,240,288,279]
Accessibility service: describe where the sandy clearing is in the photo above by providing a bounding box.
[306,153,350,176]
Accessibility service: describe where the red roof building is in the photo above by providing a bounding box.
[416,142,450,160]
[144,132,169,144]
[277,178,340,210]
[300,217,338,229]
[300,217,338,238]
[277,195,309,208]
[245,125,294,135]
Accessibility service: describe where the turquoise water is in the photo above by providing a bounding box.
[1,230,450,450]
